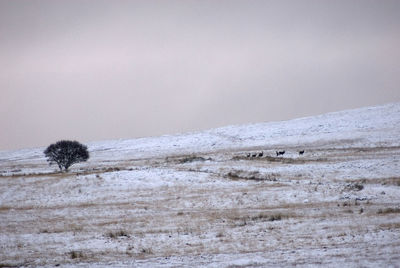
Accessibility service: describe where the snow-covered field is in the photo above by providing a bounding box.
[1,103,400,267]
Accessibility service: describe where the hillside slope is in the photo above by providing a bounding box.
[1,103,400,267]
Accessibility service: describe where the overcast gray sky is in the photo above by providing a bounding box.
[1,0,399,151]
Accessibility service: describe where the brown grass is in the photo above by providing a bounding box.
[377,208,400,214]
[106,230,130,239]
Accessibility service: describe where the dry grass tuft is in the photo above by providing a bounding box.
[69,250,85,259]
[178,155,209,164]
[251,213,283,221]
[226,170,278,181]
[345,183,364,191]
[377,208,400,214]
[106,230,130,239]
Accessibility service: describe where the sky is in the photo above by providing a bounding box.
[1,0,400,151]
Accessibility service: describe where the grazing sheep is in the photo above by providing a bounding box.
[258,151,264,157]
[276,150,285,156]
[299,150,305,155]
[252,153,257,157]
[247,153,251,157]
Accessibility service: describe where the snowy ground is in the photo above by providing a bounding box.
[1,103,400,267]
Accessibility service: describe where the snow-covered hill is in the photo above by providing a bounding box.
[1,103,400,267]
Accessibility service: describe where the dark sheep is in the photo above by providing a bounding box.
[299,150,305,155]
[276,150,285,156]
[258,151,264,157]
[252,153,257,157]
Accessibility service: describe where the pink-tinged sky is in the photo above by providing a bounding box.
[1,0,400,151]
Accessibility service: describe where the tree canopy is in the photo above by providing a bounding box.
[44,140,89,172]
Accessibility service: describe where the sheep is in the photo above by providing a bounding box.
[276,150,285,156]
[258,151,264,157]
[299,150,305,155]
